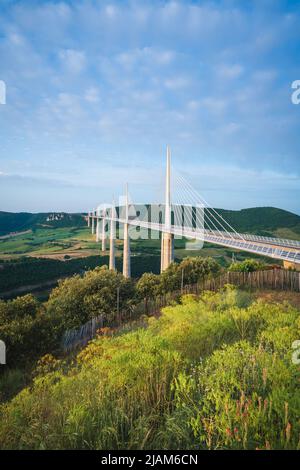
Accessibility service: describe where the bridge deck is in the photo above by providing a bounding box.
[97,215,300,264]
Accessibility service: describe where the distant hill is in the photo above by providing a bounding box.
[216,207,300,238]
[0,207,300,240]
[0,212,86,236]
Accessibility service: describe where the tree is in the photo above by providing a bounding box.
[0,303,62,368]
[159,257,220,293]
[0,294,39,325]
[136,272,161,300]
[45,265,135,329]
[160,262,181,293]
[179,256,220,285]
[229,258,266,273]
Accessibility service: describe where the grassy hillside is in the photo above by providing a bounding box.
[217,207,300,237]
[0,212,86,236]
[1,207,300,238]
[0,286,299,450]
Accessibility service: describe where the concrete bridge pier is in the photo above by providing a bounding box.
[87,211,90,228]
[101,212,106,252]
[161,146,174,272]
[161,232,174,272]
[91,209,95,235]
[96,211,100,242]
[123,184,131,278]
[109,202,116,270]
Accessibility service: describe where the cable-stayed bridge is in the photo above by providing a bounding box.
[88,147,300,277]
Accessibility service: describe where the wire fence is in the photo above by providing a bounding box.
[61,268,300,353]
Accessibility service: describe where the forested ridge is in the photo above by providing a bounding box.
[1,206,300,236]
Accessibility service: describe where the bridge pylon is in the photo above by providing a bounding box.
[101,210,106,252]
[109,201,116,270]
[161,145,174,272]
[123,183,131,278]
[96,209,100,242]
[91,209,95,235]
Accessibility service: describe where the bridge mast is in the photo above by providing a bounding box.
[96,208,100,242]
[109,200,116,270]
[91,208,95,235]
[161,145,174,272]
[122,183,131,278]
[101,208,106,252]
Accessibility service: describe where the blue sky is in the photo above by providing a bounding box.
[0,0,300,214]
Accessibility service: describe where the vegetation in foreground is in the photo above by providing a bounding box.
[0,257,220,372]
[0,284,299,450]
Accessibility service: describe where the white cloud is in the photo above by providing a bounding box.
[187,100,200,110]
[0,0,299,212]
[8,32,24,46]
[116,47,175,68]
[217,64,244,79]
[252,69,277,82]
[219,122,241,135]
[84,87,100,103]
[201,97,227,114]
[105,5,118,19]
[164,77,189,90]
[59,49,86,73]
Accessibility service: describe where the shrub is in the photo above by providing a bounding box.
[229,258,267,272]
[0,295,39,324]
[172,341,300,449]
[136,272,161,300]
[45,265,135,329]
[0,282,299,450]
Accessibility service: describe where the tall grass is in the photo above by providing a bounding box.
[0,286,299,450]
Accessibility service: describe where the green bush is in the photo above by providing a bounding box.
[45,265,135,329]
[137,257,221,296]
[229,258,267,272]
[0,294,39,323]
[0,266,137,368]
[0,286,299,449]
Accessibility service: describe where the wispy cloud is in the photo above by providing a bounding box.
[0,0,299,212]
[217,64,244,79]
[59,49,86,74]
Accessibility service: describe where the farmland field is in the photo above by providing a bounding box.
[1,205,299,299]
[0,225,278,300]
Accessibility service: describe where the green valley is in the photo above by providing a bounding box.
[1,206,300,299]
